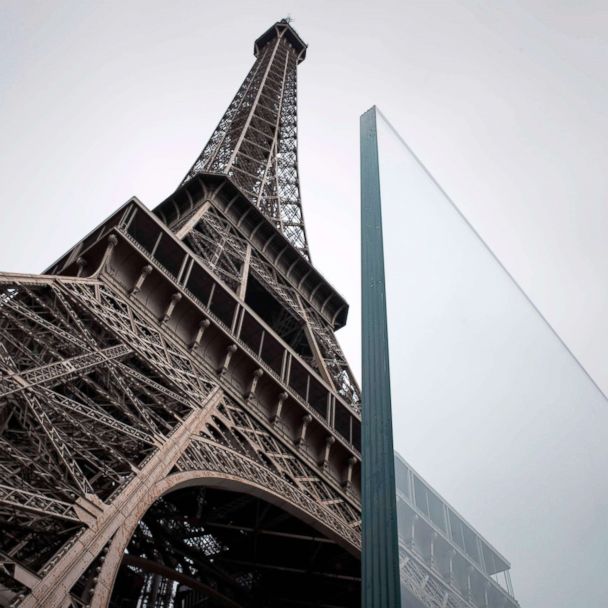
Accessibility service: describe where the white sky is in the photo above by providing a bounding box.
[1,2,607,606]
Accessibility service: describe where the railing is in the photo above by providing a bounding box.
[116,218,360,454]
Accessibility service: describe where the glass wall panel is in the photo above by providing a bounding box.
[361,106,608,608]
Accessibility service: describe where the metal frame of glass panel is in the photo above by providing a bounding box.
[361,106,402,608]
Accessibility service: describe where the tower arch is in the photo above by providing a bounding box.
[93,470,359,607]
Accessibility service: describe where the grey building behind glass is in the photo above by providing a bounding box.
[395,453,519,608]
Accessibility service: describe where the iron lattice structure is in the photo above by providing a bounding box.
[182,20,310,259]
[0,20,362,608]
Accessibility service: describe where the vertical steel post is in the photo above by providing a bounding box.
[360,106,402,607]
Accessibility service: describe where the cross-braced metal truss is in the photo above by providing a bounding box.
[181,20,310,259]
[0,277,211,564]
[181,205,360,410]
[0,272,360,607]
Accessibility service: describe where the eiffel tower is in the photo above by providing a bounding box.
[1,16,524,608]
[0,19,362,608]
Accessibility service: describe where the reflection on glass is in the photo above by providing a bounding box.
[364,106,608,608]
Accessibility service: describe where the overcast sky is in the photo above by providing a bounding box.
[1,2,607,607]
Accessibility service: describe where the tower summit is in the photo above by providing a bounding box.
[182,18,311,258]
